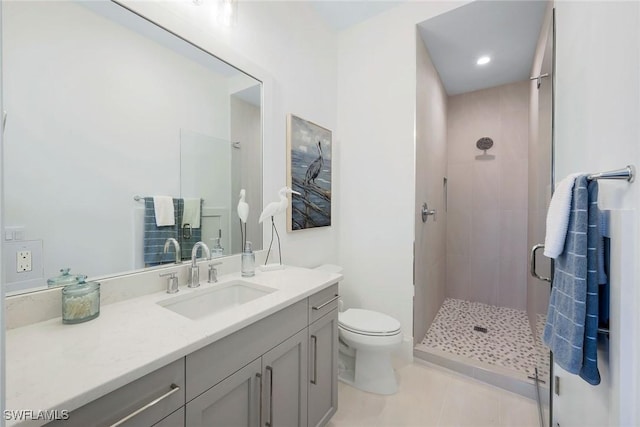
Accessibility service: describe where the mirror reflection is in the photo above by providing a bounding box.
[2,0,262,294]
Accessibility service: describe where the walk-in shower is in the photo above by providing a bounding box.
[413,1,553,421]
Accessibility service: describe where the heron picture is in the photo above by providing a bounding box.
[287,114,332,231]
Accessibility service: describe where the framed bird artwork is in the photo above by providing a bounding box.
[286,114,332,231]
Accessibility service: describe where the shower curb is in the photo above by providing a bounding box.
[413,347,550,405]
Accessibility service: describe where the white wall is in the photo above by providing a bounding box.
[336,1,467,357]
[118,0,340,268]
[414,33,447,343]
[553,1,640,426]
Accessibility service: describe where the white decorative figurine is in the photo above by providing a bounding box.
[237,189,249,249]
[259,186,300,267]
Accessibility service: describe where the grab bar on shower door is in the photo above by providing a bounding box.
[530,244,552,283]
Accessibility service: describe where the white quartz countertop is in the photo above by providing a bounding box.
[5,266,341,427]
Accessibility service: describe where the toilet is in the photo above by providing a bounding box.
[314,264,403,395]
[338,308,403,395]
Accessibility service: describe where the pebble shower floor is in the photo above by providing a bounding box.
[416,298,550,380]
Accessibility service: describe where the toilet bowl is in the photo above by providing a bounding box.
[338,308,403,395]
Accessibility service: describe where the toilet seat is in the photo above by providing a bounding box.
[339,309,401,337]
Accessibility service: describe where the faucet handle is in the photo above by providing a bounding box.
[208,261,223,283]
[159,271,179,294]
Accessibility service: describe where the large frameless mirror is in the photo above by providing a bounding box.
[2,0,263,295]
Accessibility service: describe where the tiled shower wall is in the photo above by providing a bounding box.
[446,81,529,310]
[414,34,448,344]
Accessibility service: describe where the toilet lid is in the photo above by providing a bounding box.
[339,309,401,336]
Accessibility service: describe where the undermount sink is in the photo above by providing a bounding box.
[158,280,277,320]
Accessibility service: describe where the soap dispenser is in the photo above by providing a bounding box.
[211,229,224,258]
[241,241,255,277]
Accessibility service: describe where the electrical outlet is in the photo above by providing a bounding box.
[17,250,32,272]
[4,240,44,293]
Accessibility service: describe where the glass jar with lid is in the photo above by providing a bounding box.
[47,268,82,288]
[62,277,100,324]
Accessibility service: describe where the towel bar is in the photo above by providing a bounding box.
[134,195,205,202]
[587,165,635,182]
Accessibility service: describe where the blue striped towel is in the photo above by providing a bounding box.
[143,197,180,266]
[543,175,601,385]
[580,180,601,384]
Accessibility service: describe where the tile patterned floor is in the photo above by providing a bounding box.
[328,361,542,427]
[416,298,550,381]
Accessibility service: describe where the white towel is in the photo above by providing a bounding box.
[182,198,201,229]
[153,196,175,227]
[543,173,583,258]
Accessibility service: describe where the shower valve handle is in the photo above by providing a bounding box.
[421,202,436,222]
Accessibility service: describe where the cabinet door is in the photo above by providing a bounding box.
[308,309,338,427]
[153,408,184,427]
[186,358,262,427]
[262,329,308,427]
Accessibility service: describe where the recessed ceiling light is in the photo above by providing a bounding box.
[477,56,491,65]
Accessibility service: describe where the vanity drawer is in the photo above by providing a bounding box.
[46,358,185,427]
[186,299,307,402]
[309,283,339,324]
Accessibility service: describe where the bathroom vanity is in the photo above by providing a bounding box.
[5,267,339,427]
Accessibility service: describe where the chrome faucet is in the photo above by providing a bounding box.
[159,271,179,294]
[188,241,211,288]
[163,238,182,264]
[208,261,223,283]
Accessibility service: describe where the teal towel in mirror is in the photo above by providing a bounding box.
[144,197,180,266]
[143,198,203,265]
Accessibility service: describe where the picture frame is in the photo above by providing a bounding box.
[286,114,332,231]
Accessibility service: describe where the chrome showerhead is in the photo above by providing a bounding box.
[476,137,493,151]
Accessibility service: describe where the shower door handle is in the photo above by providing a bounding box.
[530,244,551,283]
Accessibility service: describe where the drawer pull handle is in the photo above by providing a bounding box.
[109,383,180,427]
[256,373,263,426]
[312,294,339,311]
[265,366,274,427]
[310,335,318,385]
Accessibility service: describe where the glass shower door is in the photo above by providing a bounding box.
[527,6,555,427]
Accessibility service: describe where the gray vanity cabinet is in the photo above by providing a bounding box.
[185,358,262,427]
[308,309,339,427]
[261,329,309,427]
[45,285,339,427]
[185,285,339,427]
[185,328,309,427]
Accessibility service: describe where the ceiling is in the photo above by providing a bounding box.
[418,1,548,95]
[309,1,547,96]
[310,1,404,31]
